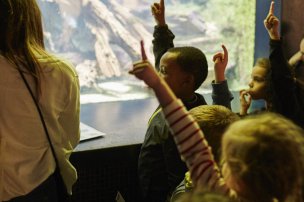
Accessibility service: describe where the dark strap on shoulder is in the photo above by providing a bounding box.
[18,69,60,167]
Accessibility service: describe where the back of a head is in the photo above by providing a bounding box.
[0,0,47,95]
[167,47,208,90]
[0,0,44,53]
[222,113,304,202]
[189,105,239,163]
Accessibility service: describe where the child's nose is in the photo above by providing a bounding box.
[248,81,253,88]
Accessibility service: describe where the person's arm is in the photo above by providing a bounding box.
[264,1,304,126]
[151,0,175,70]
[289,51,303,67]
[130,60,229,194]
[211,45,233,109]
[59,62,80,148]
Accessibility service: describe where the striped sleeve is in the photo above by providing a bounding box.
[162,99,230,194]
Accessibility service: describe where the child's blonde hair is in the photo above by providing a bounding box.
[189,105,239,163]
[222,112,304,202]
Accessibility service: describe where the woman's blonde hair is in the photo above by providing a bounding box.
[222,113,304,202]
[0,0,48,96]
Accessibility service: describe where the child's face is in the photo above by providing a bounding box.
[247,66,268,100]
[221,133,247,197]
[221,152,243,196]
[159,52,191,98]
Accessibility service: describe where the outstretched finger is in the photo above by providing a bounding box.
[269,1,275,15]
[140,40,147,61]
[160,0,165,10]
[221,44,228,61]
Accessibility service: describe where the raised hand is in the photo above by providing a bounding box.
[129,41,161,88]
[151,0,166,26]
[264,1,280,40]
[213,44,228,83]
[239,89,252,115]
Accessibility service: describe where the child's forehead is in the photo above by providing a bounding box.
[160,52,181,69]
[251,65,268,76]
[161,52,179,62]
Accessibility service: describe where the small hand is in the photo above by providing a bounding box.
[129,41,161,88]
[264,1,280,40]
[213,44,228,83]
[239,89,252,115]
[151,0,166,26]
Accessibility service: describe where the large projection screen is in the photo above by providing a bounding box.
[38,0,255,104]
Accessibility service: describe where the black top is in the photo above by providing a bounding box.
[269,39,304,128]
[138,93,207,202]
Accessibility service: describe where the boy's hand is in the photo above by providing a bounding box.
[129,41,161,88]
[264,1,280,40]
[151,0,166,26]
[213,45,228,83]
[239,89,251,115]
[130,60,161,89]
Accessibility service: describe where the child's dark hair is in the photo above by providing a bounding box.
[167,47,208,90]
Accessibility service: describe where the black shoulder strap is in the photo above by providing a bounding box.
[18,69,60,167]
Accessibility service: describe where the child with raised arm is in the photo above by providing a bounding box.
[264,1,304,127]
[151,0,233,108]
[130,45,304,202]
[239,57,272,115]
[137,1,233,201]
[138,45,231,202]
[239,2,304,128]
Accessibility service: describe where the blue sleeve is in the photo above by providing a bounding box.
[211,80,233,109]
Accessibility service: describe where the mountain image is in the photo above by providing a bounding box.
[38,0,255,100]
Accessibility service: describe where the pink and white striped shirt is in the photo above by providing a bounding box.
[162,99,230,194]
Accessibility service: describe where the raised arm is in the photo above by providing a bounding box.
[264,1,280,41]
[264,1,304,127]
[264,1,292,78]
[289,38,304,67]
[289,51,303,67]
[151,0,175,70]
[151,0,166,27]
[211,45,233,109]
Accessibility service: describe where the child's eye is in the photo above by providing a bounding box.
[159,69,167,75]
[253,77,265,82]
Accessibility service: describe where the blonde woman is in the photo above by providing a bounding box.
[0,1,80,201]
